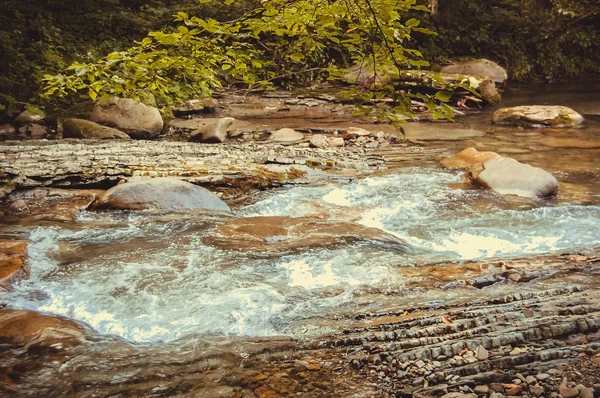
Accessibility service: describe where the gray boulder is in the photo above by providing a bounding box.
[189,117,235,143]
[91,97,163,139]
[63,118,131,140]
[492,105,583,127]
[467,157,558,198]
[95,177,230,211]
[441,59,508,84]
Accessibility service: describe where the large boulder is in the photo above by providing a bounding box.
[492,105,583,127]
[466,157,558,198]
[62,118,131,140]
[188,117,235,143]
[91,97,163,139]
[95,177,230,212]
[204,216,410,252]
[440,148,501,169]
[441,59,508,84]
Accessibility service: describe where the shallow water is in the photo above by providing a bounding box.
[2,83,600,347]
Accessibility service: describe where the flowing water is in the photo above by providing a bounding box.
[1,83,600,396]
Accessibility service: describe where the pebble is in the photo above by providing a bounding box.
[536,373,551,381]
[474,345,489,360]
[440,393,476,398]
[473,385,489,394]
[529,385,545,397]
[559,386,580,398]
[505,385,522,395]
[489,393,506,398]
[525,375,537,384]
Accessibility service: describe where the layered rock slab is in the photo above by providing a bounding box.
[492,105,583,127]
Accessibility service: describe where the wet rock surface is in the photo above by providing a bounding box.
[95,177,231,211]
[440,147,501,169]
[204,216,410,252]
[467,157,559,198]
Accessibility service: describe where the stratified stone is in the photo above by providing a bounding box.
[492,105,583,127]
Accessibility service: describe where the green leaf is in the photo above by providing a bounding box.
[434,90,453,102]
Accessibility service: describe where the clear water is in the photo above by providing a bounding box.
[2,168,599,343]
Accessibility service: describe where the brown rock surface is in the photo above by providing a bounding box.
[0,239,28,283]
[204,216,410,252]
[0,309,88,347]
[440,147,501,169]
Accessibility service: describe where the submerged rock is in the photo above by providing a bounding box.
[204,216,410,252]
[466,157,558,198]
[5,188,103,223]
[404,125,486,141]
[0,239,28,286]
[441,59,508,84]
[91,97,163,139]
[95,177,230,212]
[440,148,501,169]
[62,118,131,140]
[270,128,304,143]
[492,105,583,127]
[0,309,89,348]
[189,117,235,143]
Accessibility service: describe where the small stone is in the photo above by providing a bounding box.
[525,375,537,384]
[328,137,345,147]
[529,385,544,397]
[559,386,579,398]
[536,373,551,381]
[440,393,476,398]
[490,383,504,392]
[309,135,329,148]
[474,345,489,361]
[489,393,506,398]
[505,385,522,395]
[270,128,304,143]
[473,385,489,394]
[415,360,426,369]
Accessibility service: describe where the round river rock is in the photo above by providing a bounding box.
[95,177,230,211]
